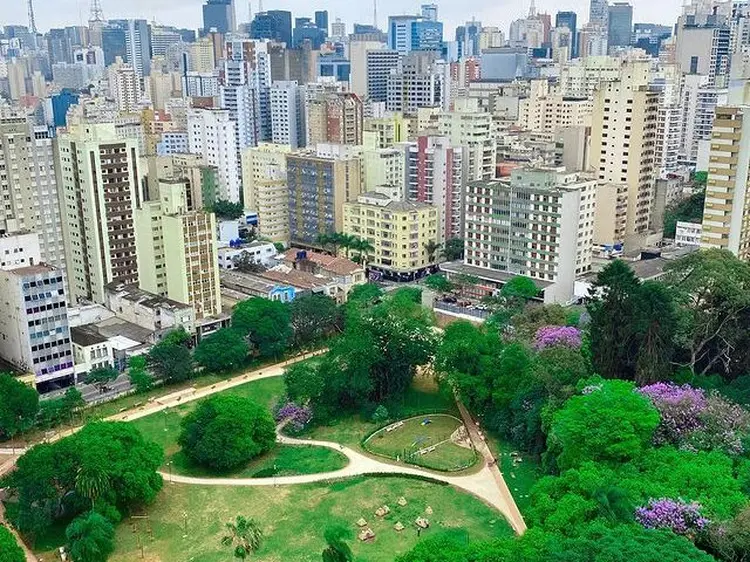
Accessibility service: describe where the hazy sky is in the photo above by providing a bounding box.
[2,0,683,36]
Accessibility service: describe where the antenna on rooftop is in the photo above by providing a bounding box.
[27,0,38,34]
[90,0,105,23]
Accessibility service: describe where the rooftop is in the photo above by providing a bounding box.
[105,282,192,311]
[282,248,363,276]
[70,325,109,347]
[440,261,554,288]
[8,264,58,276]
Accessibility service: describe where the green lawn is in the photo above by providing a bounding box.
[299,375,459,449]
[169,445,348,479]
[364,415,477,472]
[107,477,512,562]
[486,434,543,512]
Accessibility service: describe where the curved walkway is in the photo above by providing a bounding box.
[161,431,526,535]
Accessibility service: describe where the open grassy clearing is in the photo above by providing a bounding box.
[486,433,543,512]
[364,415,477,472]
[106,477,512,562]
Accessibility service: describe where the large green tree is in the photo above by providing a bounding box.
[665,249,750,377]
[127,355,153,394]
[289,294,340,347]
[232,298,292,358]
[632,281,678,384]
[84,366,118,391]
[178,395,276,471]
[321,525,353,562]
[663,190,705,238]
[147,328,194,383]
[442,238,465,262]
[0,374,39,440]
[194,328,249,373]
[0,526,24,562]
[65,512,115,562]
[549,379,659,470]
[3,422,163,539]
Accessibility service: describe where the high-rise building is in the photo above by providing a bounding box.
[315,11,329,35]
[203,0,236,34]
[293,18,326,49]
[287,147,363,244]
[519,80,593,132]
[241,144,292,241]
[349,42,400,102]
[101,23,127,67]
[362,147,407,198]
[406,136,466,243]
[675,15,731,87]
[0,118,66,271]
[679,74,727,166]
[555,11,578,57]
[388,15,443,53]
[421,4,438,22]
[188,109,241,203]
[589,0,609,26]
[343,193,438,281]
[57,123,141,305]
[306,92,364,147]
[331,18,347,42]
[386,52,445,113]
[150,26,183,57]
[463,168,597,303]
[607,2,633,49]
[186,38,216,72]
[363,113,410,148]
[270,81,306,149]
[590,61,659,243]
[0,234,75,392]
[108,58,141,113]
[438,97,495,181]
[124,19,151,77]
[250,10,293,46]
[135,179,221,319]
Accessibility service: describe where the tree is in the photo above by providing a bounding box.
[346,284,383,307]
[37,388,84,430]
[84,366,118,392]
[0,525,24,562]
[178,395,276,471]
[233,252,268,274]
[127,355,153,394]
[501,276,539,302]
[549,379,660,470]
[212,199,244,220]
[289,294,340,347]
[424,240,441,263]
[424,274,454,293]
[587,260,641,380]
[194,328,249,373]
[63,387,85,412]
[147,328,194,383]
[632,282,678,385]
[665,249,750,376]
[65,512,115,562]
[232,298,292,358]
[284,362,326,405]
[442,238,464,262]
[221,516,263,560]
[663,189,705,238]
[0,373,39,440]
[321,525,353,562]
[351,237,375,267]
[3,422,162,539]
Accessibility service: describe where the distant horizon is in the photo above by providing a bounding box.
[1,0,683,41]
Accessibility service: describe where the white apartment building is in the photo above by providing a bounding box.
[676,221,703,246]
[518,80,593,133]
[558,56,621,97]
[0,118,66,271]
[108,59,141,113]
[241,143,292,242]
[386,53,445,114]
[188,108,241,203]
[680,73,728,166]
[270,81,306,149]
[437,97,496,181]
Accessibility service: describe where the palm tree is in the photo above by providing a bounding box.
[75,466,110,510]
[424,241,442,264]
[222,516,263,560]
[338,233,359,258]
[353,237,375,269]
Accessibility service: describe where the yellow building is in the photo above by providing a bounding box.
[241,143,292,242]
[363,113,410,148]
[343,192,439,281]
[135,179,221,320]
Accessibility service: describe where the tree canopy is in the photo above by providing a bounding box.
[65,512,115,562]
[232,298,292,358]
[212,199,244,220]
[178,395,276,471]
[0,374,39,441]
[194,328,249,373]
[289,294,340,347]
[0,526,25,562]
[147,328,194,383]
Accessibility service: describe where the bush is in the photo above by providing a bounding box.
[0,525,24,562]
[178,395,276,471]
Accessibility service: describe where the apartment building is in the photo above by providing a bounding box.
[57,122,141,305]
[463,168,597,303]
[306,92,364,147]
[241,143,292,242]
[590,61,660,243]
[518,81,593,133]
[0,118,66,270]
[363,113,410,148]
[362,146,407,199]
[135,178,221,320]
[386,52,445,114]
[343,192,439,281]
[187,108,241,203]
[287,147,363,245]
[437,97,495,181]
[406,136,466,243]
[270,81,306,149]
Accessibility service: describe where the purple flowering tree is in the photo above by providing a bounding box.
[687,394,750,455]
[635,498,709,536]
[638,383,707,445]
[274,401,313,433]
[533,326,582,351]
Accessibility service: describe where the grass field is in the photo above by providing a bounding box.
[300,375,459,449]
[486,434,543,512]
[107,477,512,562]
[364,415,477,472]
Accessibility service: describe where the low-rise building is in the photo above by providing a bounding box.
[343,192,439,281]
[675,221,703,247]
[105,282,196,337]
[217,242,278,270]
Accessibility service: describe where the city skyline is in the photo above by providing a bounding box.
[1,0,683,38]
